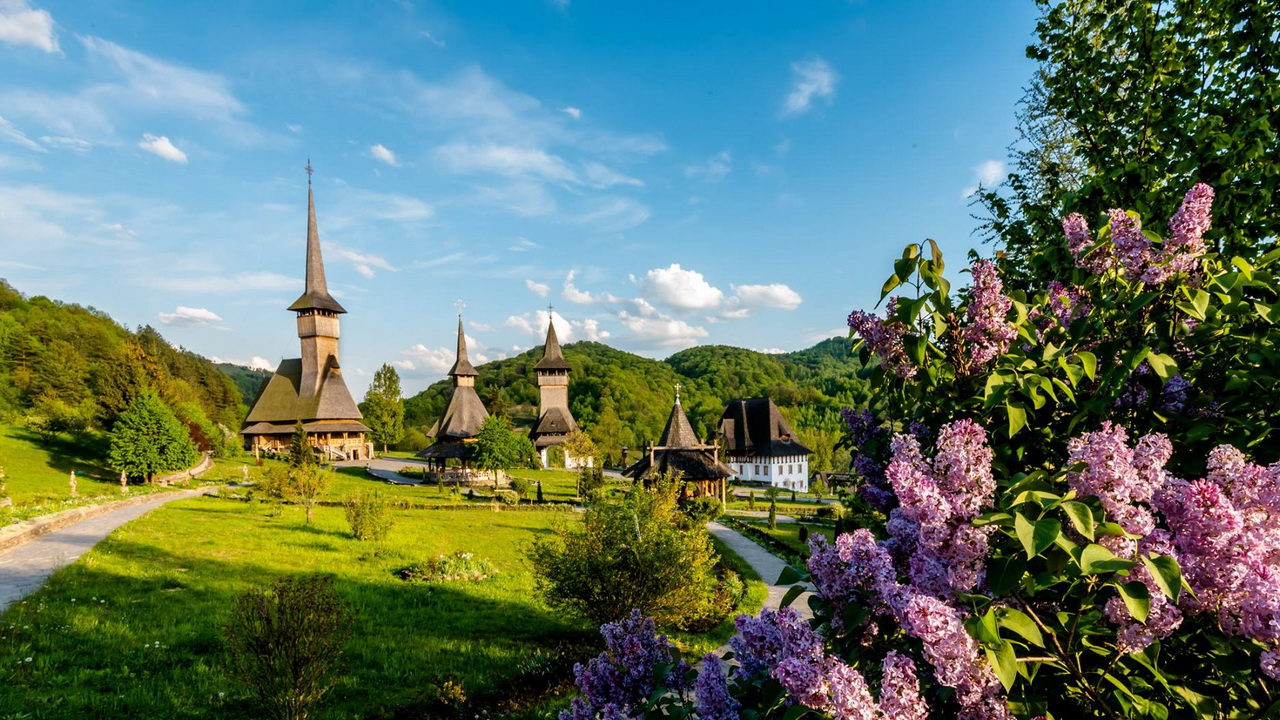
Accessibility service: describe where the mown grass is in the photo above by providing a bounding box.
[0,498,765,719]
[320,465,631,506]
[742,519,836,555]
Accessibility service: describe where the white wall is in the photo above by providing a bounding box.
[727,454,809,492]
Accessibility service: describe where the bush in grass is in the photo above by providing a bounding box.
[223,574,354,720]
[767,497,777,529]
[343,491,393,541]
[577,465,605,499]
[396,551,495,582]
[527,475,720,627]
[798,525,809,544]
[260,463,331,524]
[494,489,519,506]
[509,476,532,501]
[678,495,722,526]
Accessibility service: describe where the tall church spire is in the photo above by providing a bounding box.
[534,315,570,371]
[288,164,346,314]
[449,314,478,378]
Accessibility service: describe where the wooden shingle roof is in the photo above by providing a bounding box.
[448,316,478,377]
[534,319,570,371]
[242,358,367,429]
[287,186,347,314]
[718,397,811,457]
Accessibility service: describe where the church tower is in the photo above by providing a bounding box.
[416,312,490,470]
[530,316,581,467]
[287,171,347,398]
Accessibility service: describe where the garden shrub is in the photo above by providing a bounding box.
[679,495,722,526]
[561,187,1280,719]
[494,489,519,505]
[509,476,533,501]
[343,491,394,541]
[223,575,355,720]
[396,552,495,583]
[527,477,720,628]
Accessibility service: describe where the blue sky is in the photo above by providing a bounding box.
[0,0,1039,395]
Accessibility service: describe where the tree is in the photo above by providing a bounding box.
[562,430,597,468]
[527,476,721,628]
[359,364,404,454]
[108,390,198,484]
[288,421,314,468]
[262,463,331,525]
[767,496,778,530]
[470,415,523,488]
[977,0,1280,284]
[810,475,828,502]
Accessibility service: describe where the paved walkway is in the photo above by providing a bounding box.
[708,520,813,619]
[0,488,210,613]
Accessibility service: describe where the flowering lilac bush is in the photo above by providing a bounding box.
[563,187,1279,719]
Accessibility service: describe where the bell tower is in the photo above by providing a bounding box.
[287,162,346,399]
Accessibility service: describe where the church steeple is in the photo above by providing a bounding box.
[534,316,570,371]
[449,314,478,380]
[288,165,346,315]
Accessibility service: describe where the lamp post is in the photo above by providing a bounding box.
[620,445,628,468]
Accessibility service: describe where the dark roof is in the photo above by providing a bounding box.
[532,406,578,436]
[534,319,570,371]
[416,438,475,459]
[659,400,700,448]
[623,447,733,482]
[718,397,812,457]
[431,385,489,439]
[287,185,347,314]
[449,316,478,377]
[241,358,365,427]
[242,419,371,435]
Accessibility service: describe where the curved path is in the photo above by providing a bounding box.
[708,520,814,619]
[0,488,211,613]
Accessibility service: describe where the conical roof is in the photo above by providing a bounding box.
[534,317,570,371]
[449,316,478,377]
[658,398,699,448]
[287,184,347,314]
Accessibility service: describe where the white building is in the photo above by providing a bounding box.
[718,397,812,492]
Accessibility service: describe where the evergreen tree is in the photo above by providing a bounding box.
[768,497,778,530]
[359,364,404,454]
[108,390,198,484]
[288,420,314,468]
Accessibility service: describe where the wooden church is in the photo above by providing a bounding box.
[415,316,490,473]
[527,317,591,469]
[241,170,372,461]
[623,389,733,501]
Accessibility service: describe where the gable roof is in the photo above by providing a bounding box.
[448,316,478,377]
[534,319,570,371]
[287,185,347,314]
[242,358,366,427]
[530,406,578,444]
[718,397,812,457]
[622,447,733,482]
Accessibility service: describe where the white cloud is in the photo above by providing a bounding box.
[526,278,550,297]
[782,57,838,116]
[732,283,803,310]
[40,135,91,152]
[0,0,58,53]
[617,310,707,349]
[509,237,541,252]
[575,197,650,233]
[336,247,396,279]
[505,310,608,344]
[561,106,582,120]
[285,123,303,134]
[0,115,42,151]
[963,159,1006,197]
[437,142,578,184]
[399,344,456,376]
[149,271,300,294]
[561,270,598,305]
[683,150,732,184]
[157,305,222,327]
[210,355,274,371]
[369,143,401,167]
[634,264,724,311]
[420,30,445,48]
[101,222,135,240]
[582,161,643,188]
[468,320,495,332]
[138,134,187,163]
[391,359,416,371]
[755,347,786,354]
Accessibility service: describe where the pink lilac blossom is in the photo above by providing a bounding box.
[1064,212,1116,273]
[1045,280,1090,328]
[848,298,917,380]
[1108,209,1156,282]
[902,594,1011,719]
[1164,183,1214,274]
[1065,422,1166,537]
[961,261,1017,369]
[694,654,739,720]
[878,652,929,720]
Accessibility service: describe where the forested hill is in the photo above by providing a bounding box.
[0,279,259,431]
[402,336,870,469]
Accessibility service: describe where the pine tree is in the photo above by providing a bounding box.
[768,497,778,530]
[360,364,404,454]
[288,420,314,468]
[108,390,198,484]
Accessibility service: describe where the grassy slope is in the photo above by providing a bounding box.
[0,498,765,719]
[0,425,116,504]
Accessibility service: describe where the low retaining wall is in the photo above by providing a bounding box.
[154,452,213,486]
[0,489,205,553]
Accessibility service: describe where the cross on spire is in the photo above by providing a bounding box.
[454,299,465,318]
[304,158,314,186]
[674,382,682,404]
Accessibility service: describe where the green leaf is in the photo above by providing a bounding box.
[1015,514,1061,559]
[1006,402,1027,437]
[776,566,805,585]
[1146,352,1178,380]
[1061,501,1095,541]
[996,607,1044,647]
[780,584,806,609]
[984,640,1018,692]
[880,273,903,298]
[1119,580,1151,623]
[1077,351,1097,381]
[782,703,810,720]
[1141,554,1183,602]
[985,555,1026,595]
[1168,685,1219,720]
[1079,543,1136,574]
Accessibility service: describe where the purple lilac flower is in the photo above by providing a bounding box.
[902,594,1010,719]
[826,658,878,720]
[848,299,917,380]
[878,652,929,720]
[1109,209,1156,282]
[932,419,996,520]
[564,610,676,720]
[961,261,1017,370]
[1159,375,1192,413]
[1045,280,1090,328]
[1064,212,1115,273]
[694,654,739,720]
[1065,422,1165,538]
[1164,183,1214,274]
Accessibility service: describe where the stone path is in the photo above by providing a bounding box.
[708,520,814,619]
[0,488,210,613]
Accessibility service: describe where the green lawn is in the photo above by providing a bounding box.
[319,465,632,507]
[0,498,764,719]
[742,519,836,555]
